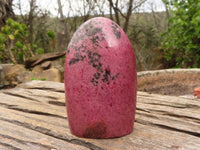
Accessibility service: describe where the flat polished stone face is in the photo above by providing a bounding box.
[65,17,137,138]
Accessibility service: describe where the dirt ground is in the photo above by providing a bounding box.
[137,72,200,96]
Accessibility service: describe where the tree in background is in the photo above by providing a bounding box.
[1,0,167,71]
[15,0,52,53]
[0,19,39,64]
[56,0,70,52]
[0,0,14,27]
[162,0,200,68]
[108,0,147,33]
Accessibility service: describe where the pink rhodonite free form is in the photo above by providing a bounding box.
[65,17,137,138]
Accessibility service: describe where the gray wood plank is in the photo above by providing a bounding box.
[0,81,199,150]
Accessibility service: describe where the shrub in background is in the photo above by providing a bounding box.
[162,0,200,68]
[0,18,46,64]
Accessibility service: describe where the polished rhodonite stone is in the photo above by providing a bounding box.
[65,17,137,138]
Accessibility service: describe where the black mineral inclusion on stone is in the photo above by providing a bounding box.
[68,19,119,86]
[111,22,121,39]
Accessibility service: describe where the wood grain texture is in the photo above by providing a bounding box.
[0,80,199,150]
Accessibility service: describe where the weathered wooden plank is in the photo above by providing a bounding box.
[24,51,66,68]
[0,81,199,150]
[0,118,89,150]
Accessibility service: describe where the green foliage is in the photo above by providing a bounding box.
[40,78,46,81]
[47,30,56,52]
[31,77,38,81]
[1,25,12,35]
[15,41,23,49]
[37,48,44,55]
[47,31,55,39]
[61,55,66,60]
[0,18,44,64]
[31,77,46,81]
[0,34,5,44]
[17,52,23,61]
[162,0,200,68]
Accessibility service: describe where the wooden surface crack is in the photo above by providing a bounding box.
[5,107,67,119]
[2,91,40,102]
[0,134,55,150]
[28,87,65,93]
[0,102,17,109]
[0,118,104,150]
[0,141,21,150]
[143,102,189,109]
[136,118,200,138]
[0,81,199,150]
[48,101,66,106]
[162,113,200,123]
[150,123,200,138]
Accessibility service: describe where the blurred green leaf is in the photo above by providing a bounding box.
[12,22,20,30]
[17,52,23,61]
[15,41,23,49]
[31,77,38,81]
[47,31,55,39]
[6,18,14,26]
[8,34,15,40]
[40,78,46,81]
[0,46,3,52]
[22,45,28,52]
[1,26,12,35]
[0,34,5,44]
[37,48,44,55]
[32,44,37,49]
